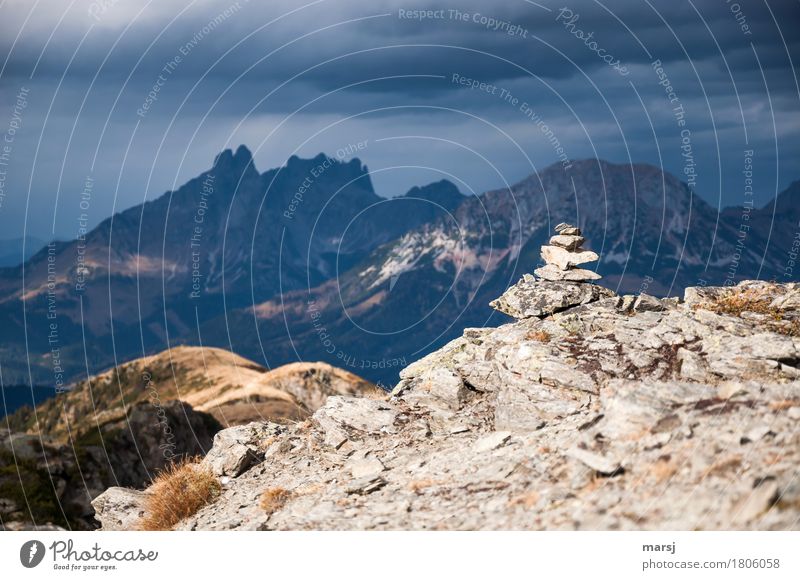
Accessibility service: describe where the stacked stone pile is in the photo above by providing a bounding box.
[489,223,612,319]
[535,223,600,282]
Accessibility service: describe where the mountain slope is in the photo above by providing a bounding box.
[221,159,799,384]
[1,152,796,387]
[0,148,463,385]
[8,346,380,438]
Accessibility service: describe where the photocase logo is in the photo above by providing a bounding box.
[20,540,46,568]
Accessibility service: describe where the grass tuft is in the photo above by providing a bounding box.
[138,457,221,531]
[259,487,294,515]
[697,287,800,336]
[526,330,552,343]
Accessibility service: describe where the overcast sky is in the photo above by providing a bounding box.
[0,0,798,240]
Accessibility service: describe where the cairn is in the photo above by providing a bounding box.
[490,222,611,318]
[535,223,600,282]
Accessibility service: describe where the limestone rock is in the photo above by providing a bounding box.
[633,294,664,312]
[91,487,147,531]
[473,432,512,452]
[567,447,622,476]
[313,397,398,448]
[535,264,601,282]
[394,367,471,411]
[555,223,582,236]
[202,422,286,477]
[733,478,780,524]
[490,274,615,318]
[346,452,385,479]
[344,475,387,495]
[541,245,600,271]
[549,234,585,251]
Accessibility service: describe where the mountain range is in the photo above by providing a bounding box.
[0,146,798,387]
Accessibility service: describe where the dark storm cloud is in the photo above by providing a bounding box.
[0,0,798,240]
[3,1,797,88]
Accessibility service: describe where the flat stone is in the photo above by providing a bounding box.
[495,380,587,428]
[473,431,512,452]
[535,264,601,282]
[346,452,385,479]
[678,348,708,381]
[540,361,598,394]
[633,294,665,312]
[313,397,398,448]
[717,382,750,399]
[202,422,285,477]
[490,274,615,319]
[541,245,599,270]
[555,223,581,236]
[599,380,717,439]
[742,425,773,443]
[549,234,585,251]
[91,487,148,531]
[345,475,387,495]
[398,367,472,411]
[566,447,622,475]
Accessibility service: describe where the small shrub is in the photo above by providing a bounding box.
[138,458,220,531]
[407,479,442,494]
[259,487,293,514]
[697,287,800,336]
[701,287,779,318]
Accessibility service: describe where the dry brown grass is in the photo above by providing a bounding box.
[526,330,552,343]
[259,487,294,514]
[649,455,679,483]
[138,458,221,531]
[697,287,800,336]
[407,479,443,494]
[508,491,540,509]
[769,400,798,411]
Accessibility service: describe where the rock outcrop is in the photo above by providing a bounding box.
[0,401,218,530]
[91,237,800,530]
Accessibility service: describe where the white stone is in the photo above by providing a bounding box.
[541,245,599,270]
[473,431,512,452]
[566,447,622,475]
[535,264,601,281]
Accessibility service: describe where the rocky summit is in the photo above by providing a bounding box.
[93,236,800,530]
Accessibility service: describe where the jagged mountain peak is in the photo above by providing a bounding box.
[213,144,256,172]
[761,179,800,212]
[401,179,464,210]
